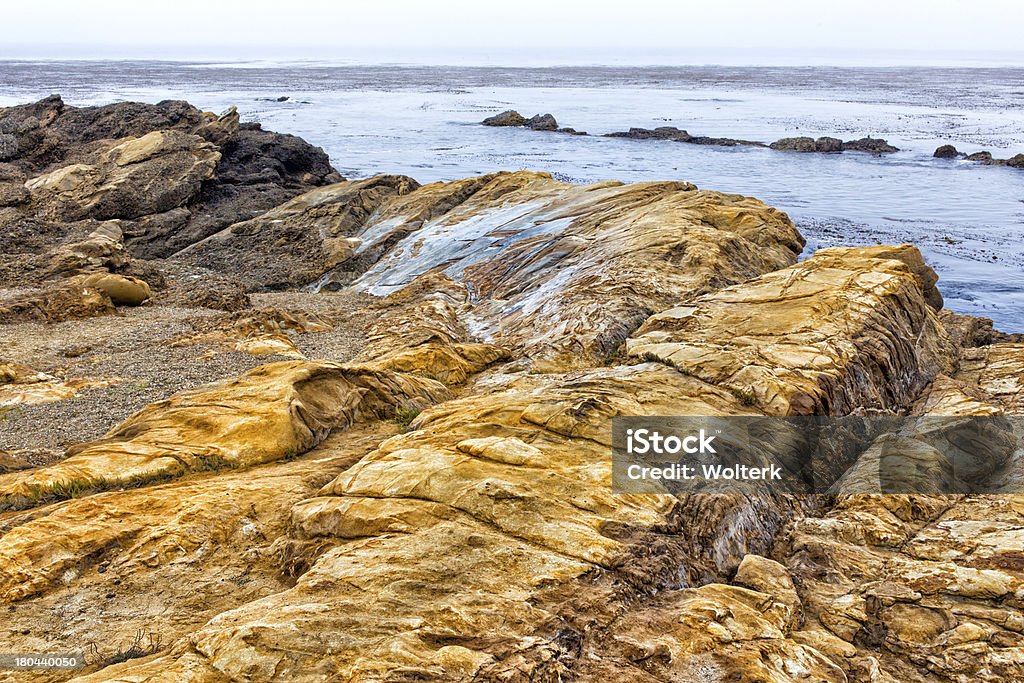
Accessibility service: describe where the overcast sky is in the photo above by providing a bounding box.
[4,0,1023,65]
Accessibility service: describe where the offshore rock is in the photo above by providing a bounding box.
[606,126,693,141]
[841,136,900,153]
[482,110,528,126]
[934,144,962,158]
[526,113,559,131]
[771,136,843,153]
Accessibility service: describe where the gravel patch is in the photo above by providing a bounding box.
[0,292,372,452]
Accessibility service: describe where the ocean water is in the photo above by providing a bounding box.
[2,60,1022,330]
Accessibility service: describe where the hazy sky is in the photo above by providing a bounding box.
[4,0,1023,64]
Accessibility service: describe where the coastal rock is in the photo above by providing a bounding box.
[352,274,511,384]
[179,175,421,289]
[934,144,961,158]
[606,126,692,141]
[0,451,29,474]
[954,342,1024,412]
[0,363,118,409]
[939,310,995,349]
[526,113,558,131]
[1,97,1020,683]
[347,171,803,370]
[79,272,152,306]
[0,97,339,261]
[0,361,449,505]
[195,106,240,146]
[42,221,129,276]
[770,136,843,153]
[56,239,984,682]
[24,130,221,221]
[0,133,18,161]
[841,136,899,153]
[627,245,954,415]
[482,110,528,126]
[170,308,333,359]
[0,279,115,324]
[966,151,993,162]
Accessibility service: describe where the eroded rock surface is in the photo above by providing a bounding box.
[0,98,1021,683]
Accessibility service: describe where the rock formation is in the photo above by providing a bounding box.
[1,97,1022,682]
[481,110,583,135]
[934,144,962,158]
[479,111,908,155]
[936,146,1024,168]
[771,136,844,153]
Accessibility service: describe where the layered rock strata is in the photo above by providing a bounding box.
[0,98,1021,683]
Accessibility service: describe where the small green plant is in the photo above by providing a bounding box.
[393,405,422,431]
[638,352,694,376]
[0,467,191,512]
[730,387,758,406]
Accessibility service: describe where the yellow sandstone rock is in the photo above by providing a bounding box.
[0,166,1019,682]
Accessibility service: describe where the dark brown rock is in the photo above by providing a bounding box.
[606,126,692,141]
[0,97,340,261]
[526,113,558,131]
[770,136,817,152]
[814,136,843,152]
[934,144,961,158]
[842,137,899,153]
[0,281,115,324]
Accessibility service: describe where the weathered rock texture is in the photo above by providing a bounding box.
[0,99,1021,683]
